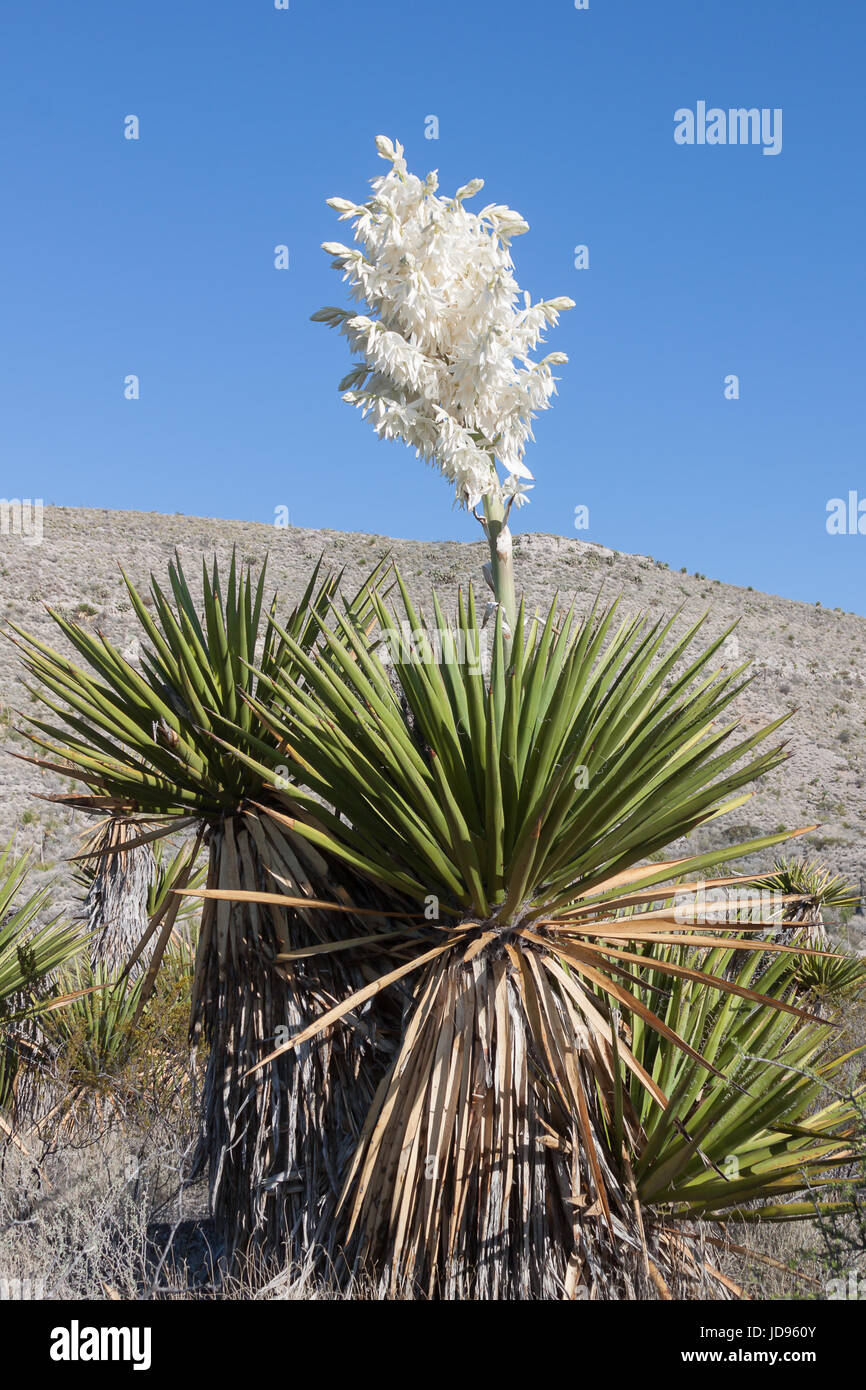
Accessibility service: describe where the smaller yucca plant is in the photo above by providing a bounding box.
[747,857,864,999]
[42,960,145,1080]
[750,857,858,943]
[0,842,86,1120]
[44,932,196,1074]
[626,939,864,1226]
[790,946,866,1000]
[0,843,84,1026]
[5,549,401,1261]
[35,937,198,1133]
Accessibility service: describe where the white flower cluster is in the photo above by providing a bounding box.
[314,136,574,511]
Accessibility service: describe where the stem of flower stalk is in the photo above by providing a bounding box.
[482,493,517,656]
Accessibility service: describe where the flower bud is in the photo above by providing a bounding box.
[455,178,484,203]
[326,197,360,218]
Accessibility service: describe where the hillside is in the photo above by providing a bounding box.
[1,506,864,939]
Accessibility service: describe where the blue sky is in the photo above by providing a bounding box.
[1,0,864,612]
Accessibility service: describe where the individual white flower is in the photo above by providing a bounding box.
[502,476,534,509]
[314,136,574,511]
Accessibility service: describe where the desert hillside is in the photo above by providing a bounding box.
[1,506,864,939]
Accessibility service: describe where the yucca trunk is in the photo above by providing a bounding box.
[338,941,707,1299]
[83,818,155,977]
[190,810,400,1266]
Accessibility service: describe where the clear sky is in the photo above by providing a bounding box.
[1,1,864,612]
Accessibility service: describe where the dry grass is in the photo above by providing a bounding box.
[0,1106,208,1298]
[3,1097,862,1301]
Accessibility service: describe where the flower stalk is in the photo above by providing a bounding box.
[481,492,517,652]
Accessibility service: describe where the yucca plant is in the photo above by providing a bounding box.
[199,578,863,1297]
[6,550,403,1263]
[742,858,865,1001]
[30,930,203,1136]
[42,959,145,1082]
[624,939,863,1255]
[749,857,859,949]
[0,845,84,1018]
[0,843,85,1120]
[789,943,866,1000]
